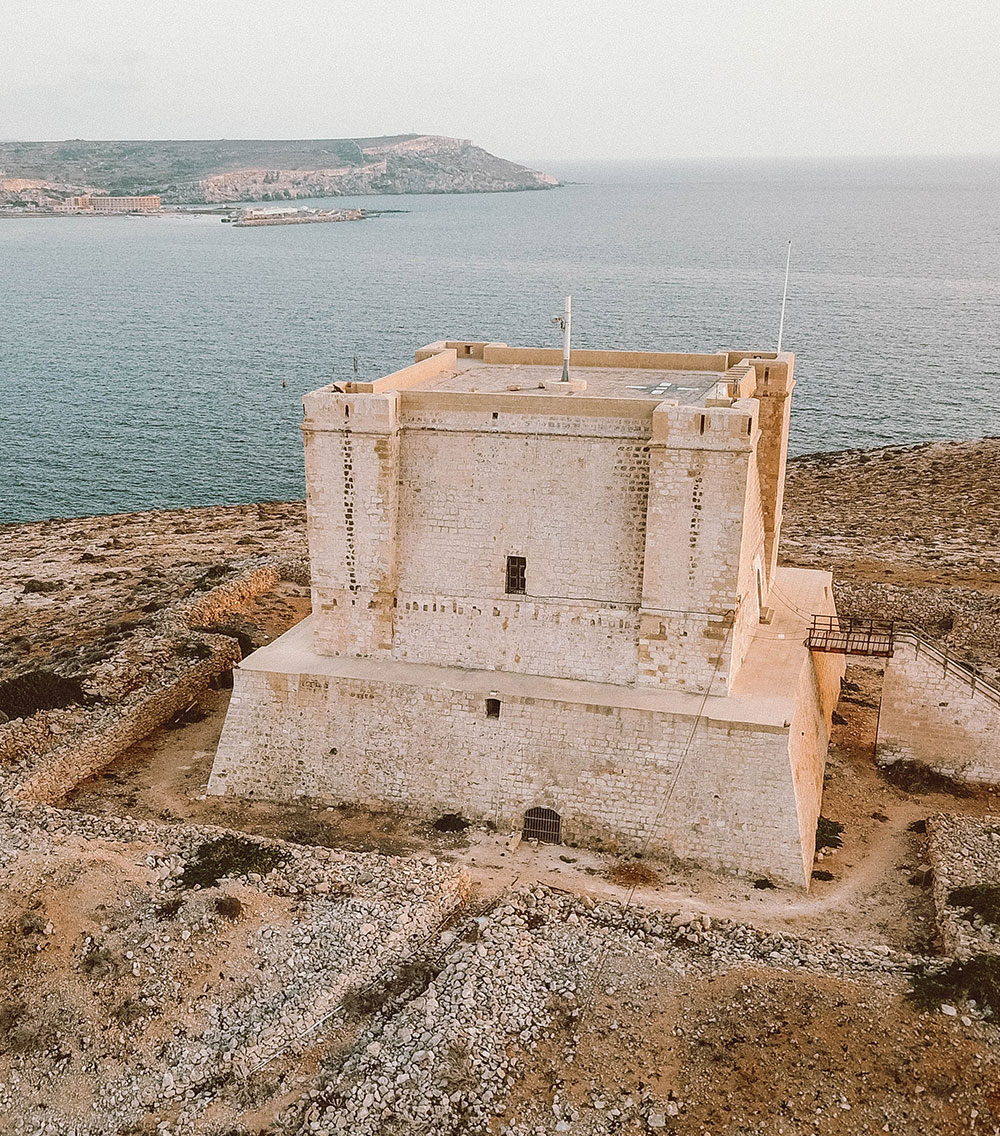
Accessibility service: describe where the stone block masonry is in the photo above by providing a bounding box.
[211,570,838,888]
[211,341,842,886]
[878,636,1000,784]
[212,659,804,879]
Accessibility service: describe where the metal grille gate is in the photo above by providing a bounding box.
[522,807,561,844]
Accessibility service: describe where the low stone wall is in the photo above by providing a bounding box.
[11,644,239,804]
[926,813,1000,959]
[2,557,308,805]
[0,706,72,765]
[877,637,1000,785]
[835,580,1000,681]
[175,562,282,626]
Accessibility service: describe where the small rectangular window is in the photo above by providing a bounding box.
[485,698,501,719]
[505,555,526,595]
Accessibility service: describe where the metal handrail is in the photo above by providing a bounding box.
[894,628,1000,711]
[809,613,1000,710]
[806,615,895,657]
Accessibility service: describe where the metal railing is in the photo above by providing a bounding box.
[895,629,1000,711]
[807,615,1000,710]
[806,615,896,658]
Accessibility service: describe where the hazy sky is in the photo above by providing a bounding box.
[5,0,999,162]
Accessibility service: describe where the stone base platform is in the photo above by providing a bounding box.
[209,568,843,886]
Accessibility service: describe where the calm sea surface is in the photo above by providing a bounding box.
[2,156,998,523]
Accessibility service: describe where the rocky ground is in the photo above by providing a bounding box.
[784,438,1000,682]
[783,438,1000,594]
[1,440,999,1133]
[0,801,467,1136]
[0,501,306,685]
[60,657,1000,959]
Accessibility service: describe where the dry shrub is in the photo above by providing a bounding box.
[214,895,243,920]
[80,945,116,978]
[180,835,284,888]
[342,957,441,1019]
[880,760,972,798]
[22,578,61,594]
[607,860,660,887]
[16,910,46,937]
[911,954,1000,1015]
[816,816,845,850]
[0,1002,51,1054]
[112,999,146,1025]
[433,813,470,833]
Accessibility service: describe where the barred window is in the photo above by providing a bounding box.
[505,555,526,595]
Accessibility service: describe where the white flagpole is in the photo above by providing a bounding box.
[561,295,572,381]
[776,241,792,354]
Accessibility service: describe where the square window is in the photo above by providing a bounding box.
[505,555,526,595]
[485,698,501,719]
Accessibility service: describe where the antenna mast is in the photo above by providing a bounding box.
[776,241,792,354]
[552,295,572,381]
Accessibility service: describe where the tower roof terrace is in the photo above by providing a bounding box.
[332,340,787,406]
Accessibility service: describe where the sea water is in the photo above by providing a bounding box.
[1,155,998,522]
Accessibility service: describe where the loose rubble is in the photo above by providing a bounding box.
[928,812,1000,959]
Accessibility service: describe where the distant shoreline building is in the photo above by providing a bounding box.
[63,194,161,213]
[210,339,844,886]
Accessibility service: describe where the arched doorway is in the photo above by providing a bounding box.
[522,807,561,844]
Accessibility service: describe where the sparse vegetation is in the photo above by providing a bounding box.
[0,1001,50,1054]
[816,816,845,851]
[179,836,285,889]
[79,944,116,978]
[155,896,184,919]
[21,578,61,594]
[948,885,1000,926]
[16,910,46,937]
[880,760,973,797]
[214,895,244,920]
[0,669,89,719]
[910,954,1000,1015]
[342,957,442,1019]
[607,860,659,887]
[433,813,470,833]
[112,999,147,1025]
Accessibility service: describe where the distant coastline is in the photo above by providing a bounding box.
[0,134,557,209]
